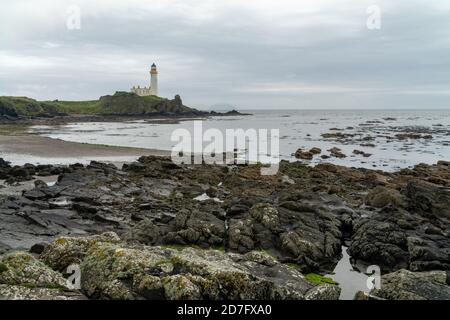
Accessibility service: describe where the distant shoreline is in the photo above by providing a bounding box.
[0,93,251,125]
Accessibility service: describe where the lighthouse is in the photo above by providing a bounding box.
[130,63,159,96]
[149,63,158,96]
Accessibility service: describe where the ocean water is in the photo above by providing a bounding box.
[27,109,450,170]
[326,246,371,300]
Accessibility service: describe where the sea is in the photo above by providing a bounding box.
[21,109,450,170]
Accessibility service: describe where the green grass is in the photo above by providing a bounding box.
[49,99,101,114]
[0,96,61,117]
[305,273,338,285]
[46,91,166,115]
[285,262,301,269]
[1,91,193,117]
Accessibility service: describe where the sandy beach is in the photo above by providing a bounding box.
[0,135,170,163]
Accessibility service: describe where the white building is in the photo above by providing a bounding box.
[131,63,158,96]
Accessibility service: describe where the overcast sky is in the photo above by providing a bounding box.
[1,0,449,109]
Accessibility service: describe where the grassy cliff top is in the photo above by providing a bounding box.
[0,92,199,118]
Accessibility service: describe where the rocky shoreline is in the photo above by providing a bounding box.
[0,156,449,300]
[0,93,249,126]
[0,110,248,126]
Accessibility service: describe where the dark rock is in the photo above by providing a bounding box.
[72,202,98,216]
[34,180,48,189]
[353,150,372,157]
[122,162,146,172]
[349,205,450,272]
[227,204,250,216]
[395,133,433,140]
[8,166,32,181]
[29,242,48,254]
[406,180,450,219]
[87,161,117,174]
[22,189,47,200]
[369,269,450,300]
[348,209,409,272]
[161,161,181,170]
[294,149,313,160]
[328,147,346,158]
[365,186,405,208]
[0,158,11,169]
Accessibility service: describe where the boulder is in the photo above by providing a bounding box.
[406,180,450,219]
[41,234,340,300]
[0,252,66,288]
[369,269,450,300]
[349,206,450,272]
[294,149,314,160]
[328,147,346,158]
[365,186,404,208]
[0,251,85,300]
[40,232,121,271]
[309,147,322,155]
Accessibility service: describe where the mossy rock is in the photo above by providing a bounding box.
[0,263,8,273]
[305,273,338,285]
[0,252,67,289]
[79,243,172,299]
[39,233,341,300]
[0,284,86,300]
[162,275,201,300]
[40,232,121,271]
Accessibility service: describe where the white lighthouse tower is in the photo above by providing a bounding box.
[130,63,159,96]
[149,63,158,96]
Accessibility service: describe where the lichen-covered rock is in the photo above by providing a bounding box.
[40,232,121,271]
[0,251,86,300]
[369,269,450,300]
[0,251,66,288]
[128,219,161,245]
[162,275,201,300]
[305,284,341,300]
[227,218,255,253]
[79,243,170,299]
[40,234,340,300]
[249,204,280,232]
[170,247,340,300]
[0,284,86,300]
[164,210,226,247]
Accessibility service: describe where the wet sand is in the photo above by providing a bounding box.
[0,135,170,161]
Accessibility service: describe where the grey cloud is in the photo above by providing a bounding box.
[0,0,449,109]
